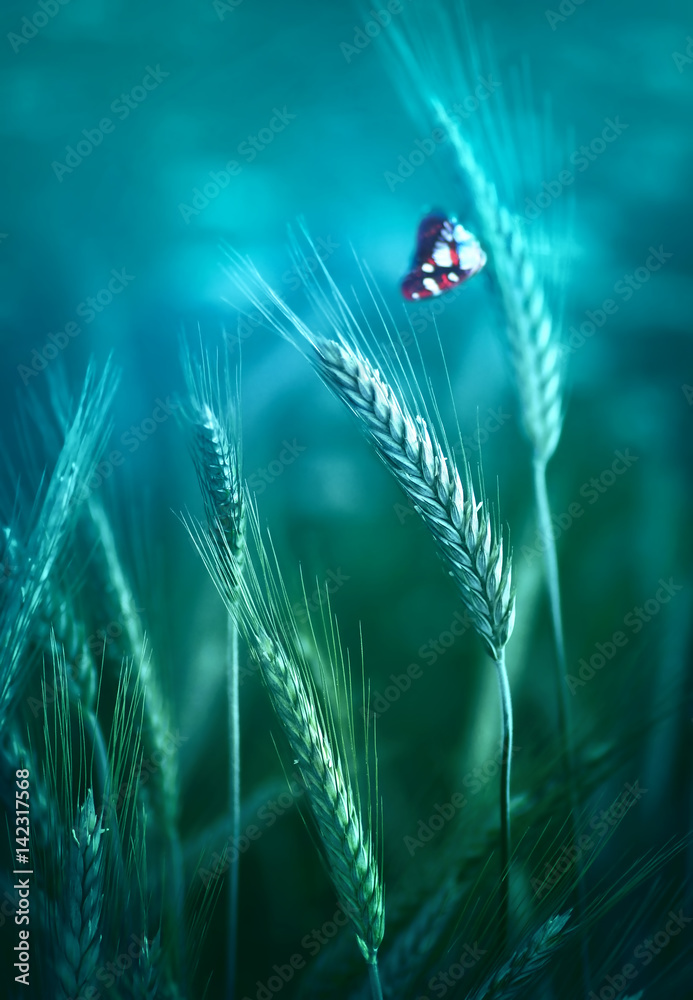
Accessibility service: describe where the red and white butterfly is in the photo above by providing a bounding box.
[401,213,487,300]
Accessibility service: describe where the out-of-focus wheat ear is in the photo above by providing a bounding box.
[0,358,118,734]
[88,502,179,810]
[468,911,572,1000]
[131,930,162,1000]
[179,337,245,564]
[380,5,569,464]
[87,498,185,981]
[179,336,245,1000]
[53,789,106,1000]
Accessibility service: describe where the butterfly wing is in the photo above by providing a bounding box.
[401,214,487,300]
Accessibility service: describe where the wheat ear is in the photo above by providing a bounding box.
[184,503,385,990]
[312,338,514,659]
[0,359,117,734]
[180,340,244,1000]
[310,336,515,940]
[436,109,570,704]
[54,789,106,1000]
[258,626,384,959]
[468,911,572,1000]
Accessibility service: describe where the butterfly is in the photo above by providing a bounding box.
[401,213,487,300]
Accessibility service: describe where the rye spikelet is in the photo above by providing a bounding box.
[311,337,514,659]
[185,503,385,970]
[180,340,244,564]
[0,360,117,732]
[434,109,564,464]
[54,789,107,1000]
[468,911,572,1000]
[255,626,384,963]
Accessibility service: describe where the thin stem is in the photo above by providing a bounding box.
[368,959,384,1000]
[226,613,240,1000]
[532,454,590,985]
[494,649,512,948]
[531,456,571,754]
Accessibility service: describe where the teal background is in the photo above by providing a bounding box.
[1,0,692,996]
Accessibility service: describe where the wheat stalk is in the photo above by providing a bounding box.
[180,340,245,1000]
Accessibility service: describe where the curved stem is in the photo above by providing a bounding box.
[532,453,590,984]
[226,614,240,1000]
[368,959,384,1000]
[494,649,512,947]
[532,456,572,757]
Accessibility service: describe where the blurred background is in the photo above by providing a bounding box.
[1,0,692,996]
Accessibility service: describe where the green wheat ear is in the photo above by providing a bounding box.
[179,336,245,1000]
[184,497,385,995]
